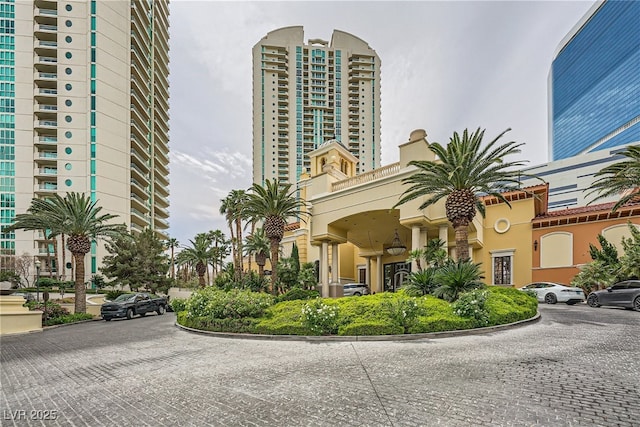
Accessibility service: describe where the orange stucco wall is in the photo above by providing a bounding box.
[532,218,640,285]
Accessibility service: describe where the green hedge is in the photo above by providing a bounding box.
[338,321,404,336]
[44,313,93,326]
[175,286,538,336]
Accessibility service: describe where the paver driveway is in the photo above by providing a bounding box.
[1,304,639,426]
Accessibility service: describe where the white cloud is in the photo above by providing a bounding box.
[167,0,596,244]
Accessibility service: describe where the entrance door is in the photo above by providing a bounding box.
[383,262,411,292]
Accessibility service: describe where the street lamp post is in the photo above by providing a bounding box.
[35,259,41,302]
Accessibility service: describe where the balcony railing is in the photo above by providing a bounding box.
[36,120,57,127]
[331,163,401,192]
[37,72,57,80]
[36,136,57,143]
[37,88,57,95]
[37,24,58,31]
[38,105,57,112]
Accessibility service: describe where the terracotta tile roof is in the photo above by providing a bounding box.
[535,199,640,219]
[284,222,300,232]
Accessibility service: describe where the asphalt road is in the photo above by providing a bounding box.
[1,304,638,426]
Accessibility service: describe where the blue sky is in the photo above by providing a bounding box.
[167,0,596,245]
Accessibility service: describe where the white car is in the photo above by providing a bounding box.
[520,282,585,305]
[342,283,370,297]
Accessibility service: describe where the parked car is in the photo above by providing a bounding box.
[101,293,168,321]
[520,282,585,305]
[342,283,370,297]
[586,280,640,311]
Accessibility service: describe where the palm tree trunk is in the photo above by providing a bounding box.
[170,246,175,280]
[235,219,243,282]
[61,234,67,281]
[53,237,60,280]
[270,239,279,295]
[454,225,470,261]
[73,252,87,313]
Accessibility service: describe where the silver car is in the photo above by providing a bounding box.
[342,283,370,297]
[586,280,640,311]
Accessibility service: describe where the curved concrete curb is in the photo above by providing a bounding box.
[175,311,541,342]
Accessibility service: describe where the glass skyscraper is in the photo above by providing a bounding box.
[549,0,640,161]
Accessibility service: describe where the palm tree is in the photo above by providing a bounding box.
[433,259,484,302]
[220,190,248,282]
[394,128,530,261]
[244,227,270,277]
[176,234,214,288]
[8,193,125,313]
[245,179,307,293]
[586,145,640,212]
[166,237,179,280]
[207,229,226,278]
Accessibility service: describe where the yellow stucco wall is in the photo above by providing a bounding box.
[481,197,535,287]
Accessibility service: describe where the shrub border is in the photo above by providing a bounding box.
[174,311,540,341]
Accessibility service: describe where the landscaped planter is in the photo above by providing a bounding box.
[175,286,538,337]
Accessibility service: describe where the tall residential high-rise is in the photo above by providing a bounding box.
[549,0,640,161]
[1,0,170,278]
[252,26,381,186]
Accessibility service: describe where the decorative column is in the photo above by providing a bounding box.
[366,256,372,288]
[411,225,421,271]
[376,254,383,294]
[321,241,329,298]
[439,225,449,257]
[331,243,339,284]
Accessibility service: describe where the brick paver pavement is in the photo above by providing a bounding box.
[1,304,639,426]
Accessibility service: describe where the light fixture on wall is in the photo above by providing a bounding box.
[387,229,407,256]
[533,240,538,251]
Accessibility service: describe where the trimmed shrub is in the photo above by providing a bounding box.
[26,301,69,318]
[276,288,319,302]
[44,313,93,326]
[185,288,274,319]
[338,321,404,336]
[484,286,537,325]
[170,297,187,313]
[178,315,259,333]
[253,300,315,335]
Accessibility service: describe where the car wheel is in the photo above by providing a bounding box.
[544,293,557,304]
[104,317,111,322]
[140,311,146,317]
[587,294,600,308]
[157,305,165,315]
[353,292,361,296]
[634,296,640,311]
[126,308,134,320]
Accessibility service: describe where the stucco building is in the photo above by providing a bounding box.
[252,26,381,187]
[3,0,170,279]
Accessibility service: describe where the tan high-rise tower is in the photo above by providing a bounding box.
[252,26,381,186]
[2,0,170,279]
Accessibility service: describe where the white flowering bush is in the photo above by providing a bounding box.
[381,295,421,332]
[452,289,489,326]
[301,299,339,335]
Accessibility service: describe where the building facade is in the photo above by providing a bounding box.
[252,26,381,186]
[278,132,638,298]
[519,143,636,210]
[3,0,170,279]
[549,0,640,161]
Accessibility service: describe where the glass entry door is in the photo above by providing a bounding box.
[383,262,411,292]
